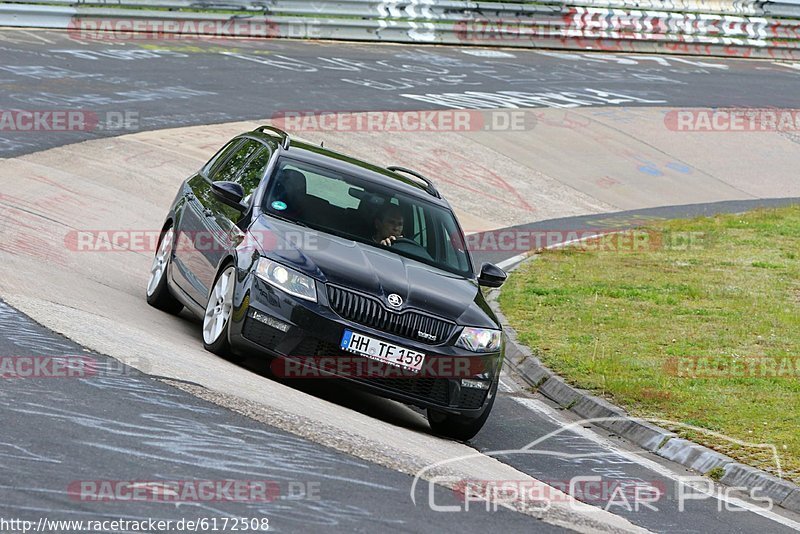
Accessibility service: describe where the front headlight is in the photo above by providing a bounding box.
[255,258,317,302]
[455,327,502,353]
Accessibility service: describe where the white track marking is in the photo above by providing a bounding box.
[20,30,54,44]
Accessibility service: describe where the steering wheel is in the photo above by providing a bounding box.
[390,237,433,261]
[390,237,420,247]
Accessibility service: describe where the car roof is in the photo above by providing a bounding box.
[247,130,452,209]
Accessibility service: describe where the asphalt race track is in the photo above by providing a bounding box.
[0,300,568,533]
[1,29,800,533]
[1,30,800,159]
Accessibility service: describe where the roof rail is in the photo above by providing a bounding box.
[387,166,440,198]
[254,125,291,150]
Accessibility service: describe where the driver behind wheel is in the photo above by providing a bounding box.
[373,205,404,247]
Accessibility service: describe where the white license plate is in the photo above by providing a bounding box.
[340,330,425,372]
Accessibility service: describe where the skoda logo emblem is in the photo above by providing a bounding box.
[387,294,403,308]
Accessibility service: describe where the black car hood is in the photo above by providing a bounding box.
[249,215,497,328]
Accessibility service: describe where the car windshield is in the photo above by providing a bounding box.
[262,157,473,277]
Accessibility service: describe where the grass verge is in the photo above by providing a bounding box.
[498,206,800,484]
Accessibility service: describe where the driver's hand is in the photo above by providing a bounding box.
[380,235,398,246]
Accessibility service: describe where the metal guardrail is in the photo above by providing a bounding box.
[764,0,800,17]
[1,0,799,59]
[0,0,774,16]
[18,0,800,17]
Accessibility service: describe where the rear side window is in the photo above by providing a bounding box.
[236,147,272,200]
[204,139,242,177]
[211,139,261,182]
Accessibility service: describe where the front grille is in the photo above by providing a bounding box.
[290,337,451,407]
[326,285,455,345]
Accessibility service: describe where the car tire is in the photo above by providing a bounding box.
[146,226,183,315]
[427,384,497,441]
[202,264,237,356]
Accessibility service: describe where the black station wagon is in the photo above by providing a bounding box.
[146,126,507,440]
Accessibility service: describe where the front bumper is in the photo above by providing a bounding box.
[228,271,502,417]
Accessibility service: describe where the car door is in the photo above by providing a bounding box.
[200,143,274,276]
[171,138,242,303]
[172,138,263,304]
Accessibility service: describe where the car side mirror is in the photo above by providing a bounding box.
[211,181,246,212]
[478,262,507,288]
